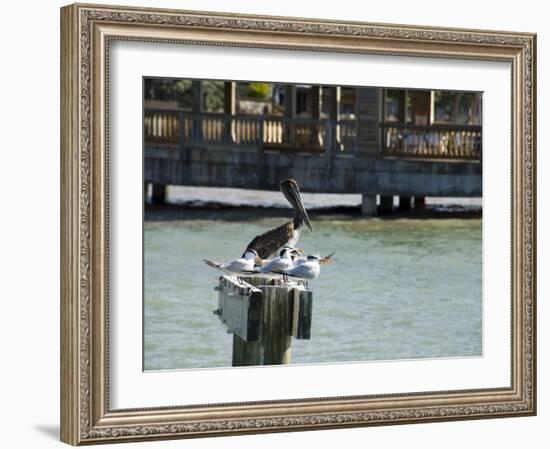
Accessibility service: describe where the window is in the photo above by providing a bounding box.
[144,78,192,110]
[236,82,274,115]
[201,81,225,113]
[433,91,482,125]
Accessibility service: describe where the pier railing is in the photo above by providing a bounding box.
[381,122,482,159]
[144,110,357,152]
[144,109,481,160]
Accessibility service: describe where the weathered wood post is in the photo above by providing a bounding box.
[215,275,313,366]
[260,285,293,364]
[257,118,266,189]
[329,86,341,150]
[223,81,236,144]
[190,80,203,142]
[151,183,167,204]
[356,87,383,155]
[398,196,412,212]
[178,110,186,148]
[324,120,334,174]
[379,195,394,215]
[284,85,296,146]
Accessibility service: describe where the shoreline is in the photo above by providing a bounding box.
[144,185,482,221]
[144,202,482,222]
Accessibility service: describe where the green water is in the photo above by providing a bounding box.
[144,216,482,370]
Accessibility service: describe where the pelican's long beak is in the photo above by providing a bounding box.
[297,196,313,232]
[287,183,313,232]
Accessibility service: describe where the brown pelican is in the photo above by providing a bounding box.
[245,179,313,259]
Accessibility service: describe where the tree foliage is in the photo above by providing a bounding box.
[434,91,481,124]
[202,81,224,112]
[144,78,225,112]
[246,82,272,100]
[144,78,192,107]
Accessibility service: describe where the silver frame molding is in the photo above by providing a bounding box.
[60,3,536,445]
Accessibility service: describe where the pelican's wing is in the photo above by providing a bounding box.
[245,221,294,260]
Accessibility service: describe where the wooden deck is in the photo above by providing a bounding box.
[143,109,482,199]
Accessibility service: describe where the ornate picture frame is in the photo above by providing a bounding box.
[60,3,536,445]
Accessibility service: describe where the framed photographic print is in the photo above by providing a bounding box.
[60,3,537,445]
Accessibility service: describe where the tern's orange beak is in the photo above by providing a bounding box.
[320,252,335,264]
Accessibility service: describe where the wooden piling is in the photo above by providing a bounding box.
[144,181,149,203]
[379,195,394,215]
[232,335,261,366]
[261,286,293,364]
[151,183,166,204]
[361,194,377,216]
[216,275,312,366]
[399,196,412,212]
[291,288,313,339]
[414,196,426,207]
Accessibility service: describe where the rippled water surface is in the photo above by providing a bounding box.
[144,215,482,370]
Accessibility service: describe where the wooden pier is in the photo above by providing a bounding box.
[144,83,482,215]
[214,275,313,366]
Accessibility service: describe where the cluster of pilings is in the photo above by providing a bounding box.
[360,194,426,216]
[215,275,313,366]
[145,182,426,217]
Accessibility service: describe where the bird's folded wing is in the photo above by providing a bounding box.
[245,221,293,260]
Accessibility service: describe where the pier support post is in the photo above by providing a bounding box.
[284,85,297,145]
[399,196,412,212]
[357,88,383,155]
[410,90,434,125]
[379,195,394,215]
[191,80,203,140]
[151,183,167,205]
[361,194,377,216]
[312,86,323,147]
[414,196,426,208]
[329,86,342,150]
[144,181,149,203]
[224,81,236,143]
